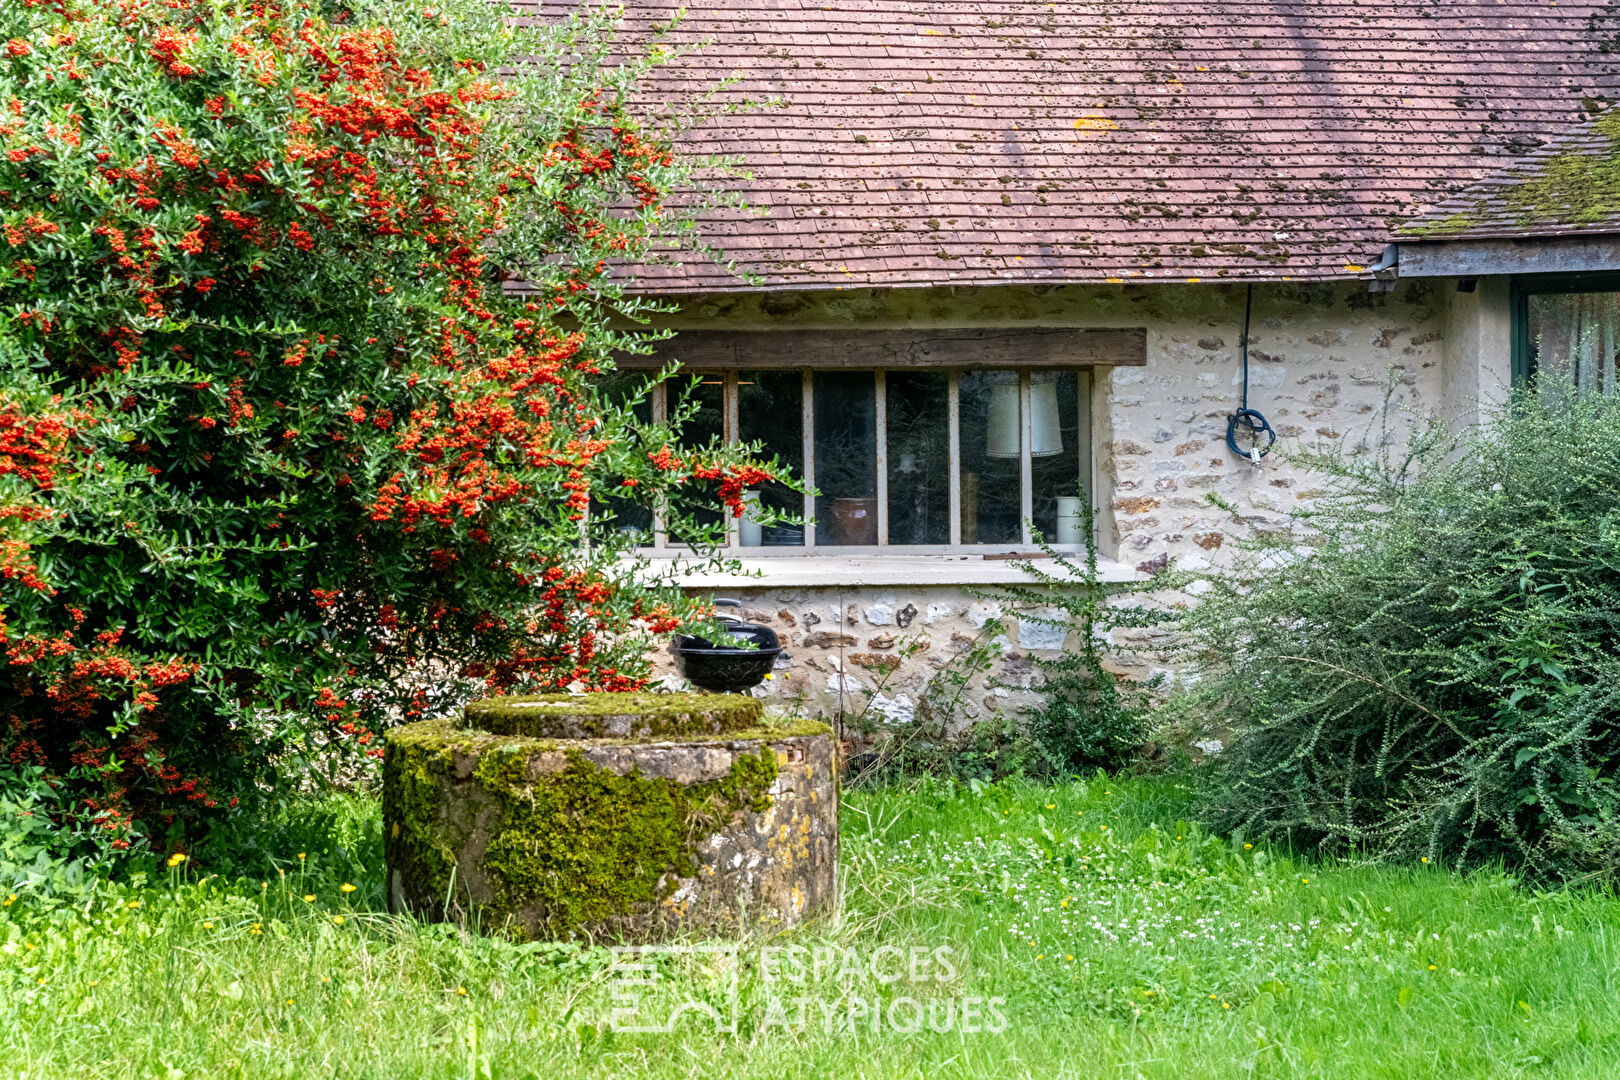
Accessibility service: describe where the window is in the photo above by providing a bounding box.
[1513,273,1620,394]
[628,366,1094,554]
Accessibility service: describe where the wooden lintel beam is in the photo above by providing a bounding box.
[616,327,1147,370]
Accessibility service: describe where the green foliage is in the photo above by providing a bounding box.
[1182,379,1620,880]
[839,627,1026,784]
[0,0,789,862]
[989,525,1164,776]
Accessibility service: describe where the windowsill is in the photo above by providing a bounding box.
[639,552,1143,589]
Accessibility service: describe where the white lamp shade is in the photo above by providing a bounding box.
[738,489,763,547]
[986,379,1064,458]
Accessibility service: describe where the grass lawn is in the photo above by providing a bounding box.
[5,775,1620,1079]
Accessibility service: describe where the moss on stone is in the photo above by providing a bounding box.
[459,691,762,739]
[382,715,819,938]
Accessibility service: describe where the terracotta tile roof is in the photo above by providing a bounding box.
[1398,113,1620,241]
[513,1,1620,292]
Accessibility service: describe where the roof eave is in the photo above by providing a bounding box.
[1392,234,1620,278]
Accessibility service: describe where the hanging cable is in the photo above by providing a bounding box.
[1225,282,1275,462]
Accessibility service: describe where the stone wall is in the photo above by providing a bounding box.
[647,277,1471,722]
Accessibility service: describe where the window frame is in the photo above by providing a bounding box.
[1510,271,1620,387]
[639,366,1096,557]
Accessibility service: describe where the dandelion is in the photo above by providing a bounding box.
[1222,1002,1231,1010]
[298,853,306,860]
[1421,856,1430,864]
[302,894,316,902]
[202,921,214,930]
[1065,955,1073,962]
[1429,964,1437,970]
[1036,954,1043,960]
[1301,878,1309,884]
[1045,804,1054,810]
[3,894,14,907]
[455,986,468,996]
[127,900,140,909]
[1243,843,1252,850]
[332,915,345,925]
[341,883,357,893]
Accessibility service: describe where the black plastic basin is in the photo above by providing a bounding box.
[672,620,782,693]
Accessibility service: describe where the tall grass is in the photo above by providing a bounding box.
[5,779,1620,1078]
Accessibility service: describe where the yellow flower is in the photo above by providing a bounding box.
[1243,843,1253,850]
[1421,856,1430,863]
[1429,964,1438,970]
[455,986,468,996]
[1065,955,1073,962]
[1061,899,1069,907]
[250,923,262,935]
[1036,954,1043,960]
[1222,1002,1231,1010]
[332,915,345,925]
[1045,804,1054,809]
[1301,878,1309,884]
[298,853,306,859]
[340,883,357,893]
[167,852,188,866]
[202,922,214,930]
[3,894,15,907]
[302,894,316,903]
[127,900,140,909]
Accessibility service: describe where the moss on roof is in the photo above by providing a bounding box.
[1401,112,1620,240]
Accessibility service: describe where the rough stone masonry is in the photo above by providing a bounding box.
[383,693,838,941]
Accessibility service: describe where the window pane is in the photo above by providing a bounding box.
[667,372,726,542]
[958,371,1022,545]
[813,371,877,546]
[590,370,654,545]
[1031,371,1087,544]
[886,372,949,545]
[1529,291,1620,396]
[738,371,804,547]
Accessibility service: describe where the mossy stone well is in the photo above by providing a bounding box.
[383,693,838,941]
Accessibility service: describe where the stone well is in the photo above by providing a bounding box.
[382,692,838,941]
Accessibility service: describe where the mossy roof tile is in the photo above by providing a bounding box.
[504,0,1620,289]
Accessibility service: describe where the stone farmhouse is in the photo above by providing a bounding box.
[520,1,1620,722]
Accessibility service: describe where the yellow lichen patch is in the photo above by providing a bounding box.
[1073,114,1118,132]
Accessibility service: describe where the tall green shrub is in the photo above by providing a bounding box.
[0,0,780,863]
[1183,382,1620,880]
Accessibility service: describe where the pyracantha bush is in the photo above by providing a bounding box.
[0,0,784,864]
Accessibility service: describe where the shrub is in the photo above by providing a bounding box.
[991,527,1162,777]
[1182,381,1620,880]
[0,0,781,864]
